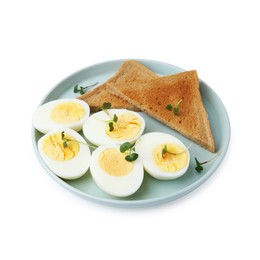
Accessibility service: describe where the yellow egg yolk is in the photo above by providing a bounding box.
[152,143,188,172]
[42,132,80,161]
[98,148,133,176]
[51,102,86,124]
[105,113,141,140]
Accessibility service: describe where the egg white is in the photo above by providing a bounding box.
[135,132,190,180]
[89,144,144,197]
[32,98,90,134]
[38,127,91,180]
[83,109,145,146]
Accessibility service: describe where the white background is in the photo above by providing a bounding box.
[1,0,259,259]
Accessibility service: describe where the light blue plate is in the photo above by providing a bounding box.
[32,59,230,207]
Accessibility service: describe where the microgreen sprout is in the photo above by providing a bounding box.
[195,153,220,173]
[61,131,96,149]
[166,98,184,116]
[120,142,139,162]
[101,102,118,132]
[108,122,114,132]
[162,143,192,157]
[73,82,99,94]
[101,102,112,119]
[61,131,69,148]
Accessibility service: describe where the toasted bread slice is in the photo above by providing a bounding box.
[78,83,139,112]
[109,70,215,152]
[77,60,158,112]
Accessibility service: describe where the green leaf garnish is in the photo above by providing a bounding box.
[173,107,179,115]
[73,84,79,93]
[173,99,183,115]
[120,142,139,162]
[162,144,168,156]
[79,87,85,95]
[102,102,112,110]
[195,157,203,173]
[166,104,173,111]
[113,114,118,123]
[195,152,221,173]
[61,131,70,148]
[61,131,96,149]
[165,99,183,116]
[162,142,192,157]
[100,103,118,132]
[62,141,68,148]
[120,142,131,153]
[73,82,99,94]
[125,153,139,162]
[108,122,114,132]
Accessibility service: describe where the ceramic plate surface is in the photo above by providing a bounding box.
[32,59,230,207]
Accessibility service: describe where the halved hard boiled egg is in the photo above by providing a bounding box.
[89,144,144,197]
[32,98,90,134]
[38,127,91,179]
[83,109,145,146]
[135,132,190,180]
